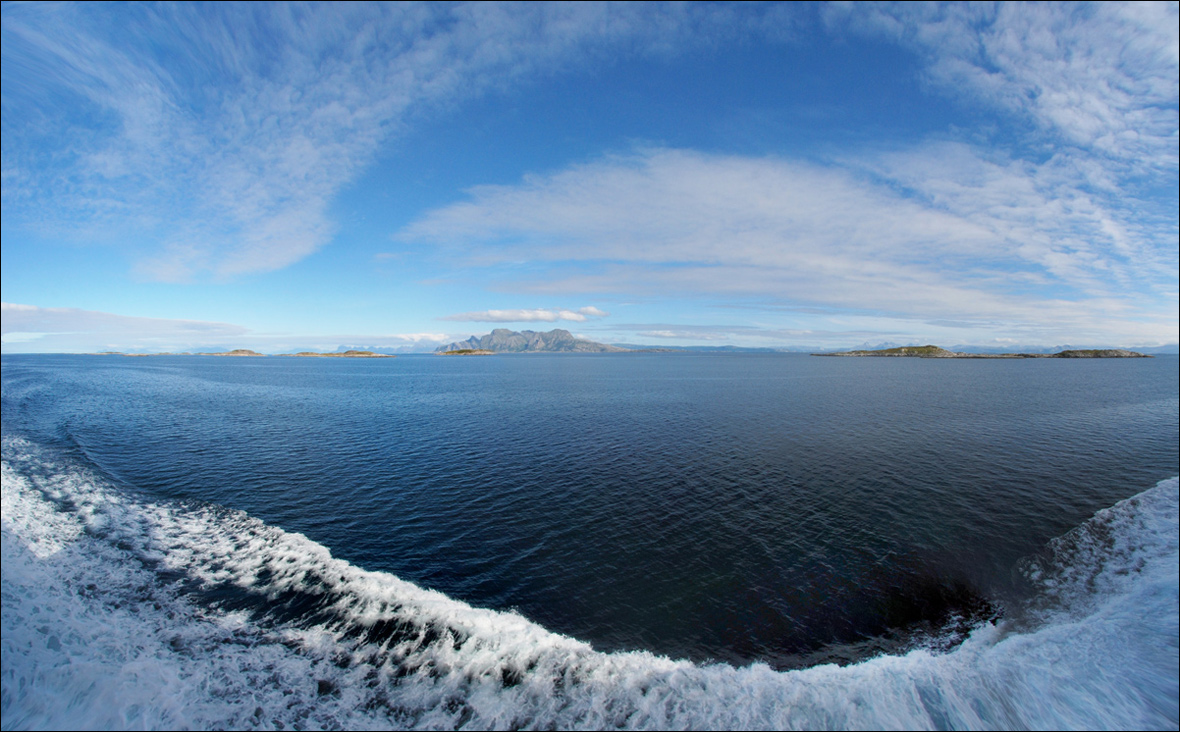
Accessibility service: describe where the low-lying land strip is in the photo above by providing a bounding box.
[280,350,395,358]
[813,345,1150,358]
[93,349,395,358]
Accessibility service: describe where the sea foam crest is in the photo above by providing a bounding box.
[2,436,1177,730]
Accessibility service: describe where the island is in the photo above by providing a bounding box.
[813,345,1151,358]
[200,349,266,357]
[435,328,628,353]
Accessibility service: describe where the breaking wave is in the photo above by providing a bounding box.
[2,435,1176,730]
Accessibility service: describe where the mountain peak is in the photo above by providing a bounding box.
[437,328,627,353]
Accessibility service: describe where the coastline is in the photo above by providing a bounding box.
[812,346,1151,359]
[87,349,396,358]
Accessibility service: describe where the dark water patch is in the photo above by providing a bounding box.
[2,353,1176,669]
[4,451,1176,729]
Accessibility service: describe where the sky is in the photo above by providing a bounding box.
[2,1,1177,353]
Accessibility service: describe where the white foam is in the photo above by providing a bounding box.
[3,436,1177,730]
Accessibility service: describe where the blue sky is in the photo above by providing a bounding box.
[2,2,1177,353]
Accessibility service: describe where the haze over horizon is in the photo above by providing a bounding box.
[3,2,1177,354]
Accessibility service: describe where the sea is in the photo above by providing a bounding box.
[1,352,1177,730]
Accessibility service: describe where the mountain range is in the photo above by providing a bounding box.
[436,329,628,353]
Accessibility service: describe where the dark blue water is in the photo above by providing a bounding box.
[2,352,1177,669]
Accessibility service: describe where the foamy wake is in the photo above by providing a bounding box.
[2,436,1176,730]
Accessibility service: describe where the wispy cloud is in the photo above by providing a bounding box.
[1,302,249,352]
[440,306,609,323]
[851,141,1178,300]
[831,2,1179,171]
[1,302,247,337]
[0,302,459,353]
[400,146,1176,343]
[636,330,730,341]
[605,322,756,342]
[1,3,743,281]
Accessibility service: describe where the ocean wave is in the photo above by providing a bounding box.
[2,435,1176,730]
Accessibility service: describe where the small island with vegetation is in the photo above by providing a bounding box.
[437,349,496,355]
[204,349,265,357]
[813,345,1151,358]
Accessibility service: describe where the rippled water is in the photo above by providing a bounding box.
[2,352,1177,729]
[4,353,1175,665]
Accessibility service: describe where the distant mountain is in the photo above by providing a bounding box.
[1135,344,1180,355]
[334,344,429,355]
[436,328,628,353]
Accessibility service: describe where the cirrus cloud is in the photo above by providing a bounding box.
[399,146,1177,343]
[829,2,1179,172]
[0,302,460,354]
[440,306,609,323]
[1,302,249,353]
[1,3,746,281]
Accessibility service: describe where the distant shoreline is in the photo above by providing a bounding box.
[88,349,395,358]
[39,345,1163,358]
[812,345,1151,359]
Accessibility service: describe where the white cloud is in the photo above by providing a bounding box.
[852,141,1178,299]
[1,302,250,352]
[637,330,729,341]
[0,302,463,353]
[404,149,996,266]
[1,302,247,336]
[399,147,1178,343]
[441,306,610,323]
[831,2,1179,171]
[1,332,53,344]
[1,3,741,281]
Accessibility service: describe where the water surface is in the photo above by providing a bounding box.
[2,353,1176,729]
